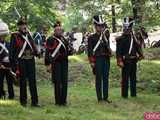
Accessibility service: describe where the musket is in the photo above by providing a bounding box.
[47,19,54,27]
[128,28,140,55]
[14,7,40,58]
[14,7,34,40]
[14,7,21,18]
[93,27,109,54]
[128,29,143,60]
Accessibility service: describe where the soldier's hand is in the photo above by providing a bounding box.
[117,61,124,68]
[35,52,41,59]
[16,69,20,78]
[46,64,52,73]
[137,54,144,60]
[0,65,5,69]
[90,63,95,68]
[108,48,113,57]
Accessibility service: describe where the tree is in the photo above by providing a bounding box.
[1,0,160,33]
[0,0,58,31]
[131,0,146,26]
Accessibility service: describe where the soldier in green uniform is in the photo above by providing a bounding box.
[116,17,144,98]
[45,21,73,106]
[10,17,40,107]
[88,15,112,103]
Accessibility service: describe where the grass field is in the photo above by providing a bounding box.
[0,54,160,120]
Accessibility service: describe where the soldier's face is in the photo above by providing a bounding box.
[141,28,145,32]
[0,35,6,41]
[54,26,62,36]
[95,25,104,33]
[123,27,132,35]
[18,24,27,33]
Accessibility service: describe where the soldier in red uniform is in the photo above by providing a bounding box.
[10,17,40,107]
[45,21,73,106]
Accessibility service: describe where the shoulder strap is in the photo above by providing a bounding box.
[52,36,66,50]
[18,34,33,58]
[22,35,33,50]
[18,41,27,58]
[51,36,66,58]
[128,34,134,55]
[93,28,108,53]
[0,42,9,54]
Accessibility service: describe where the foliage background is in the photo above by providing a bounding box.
[0,0,160,32]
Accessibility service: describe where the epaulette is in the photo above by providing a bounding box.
[88,33,96,40]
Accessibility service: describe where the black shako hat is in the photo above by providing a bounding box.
[17,16,27,26]
[53,20,61,28]
[123,17,134,29]
[93,15,105,26]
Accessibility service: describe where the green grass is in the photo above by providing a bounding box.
[0,54,160,120]
[144,48,160,60]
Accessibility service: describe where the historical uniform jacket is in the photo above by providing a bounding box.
[88,30,111,64]
[0,40,10,67]
[33,32,46,47]
[10,31,38,71]
[116,33,143,65]
[45,35,73,66]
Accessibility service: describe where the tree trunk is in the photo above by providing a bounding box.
[112,5,116,33]
[131,0,145,24]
